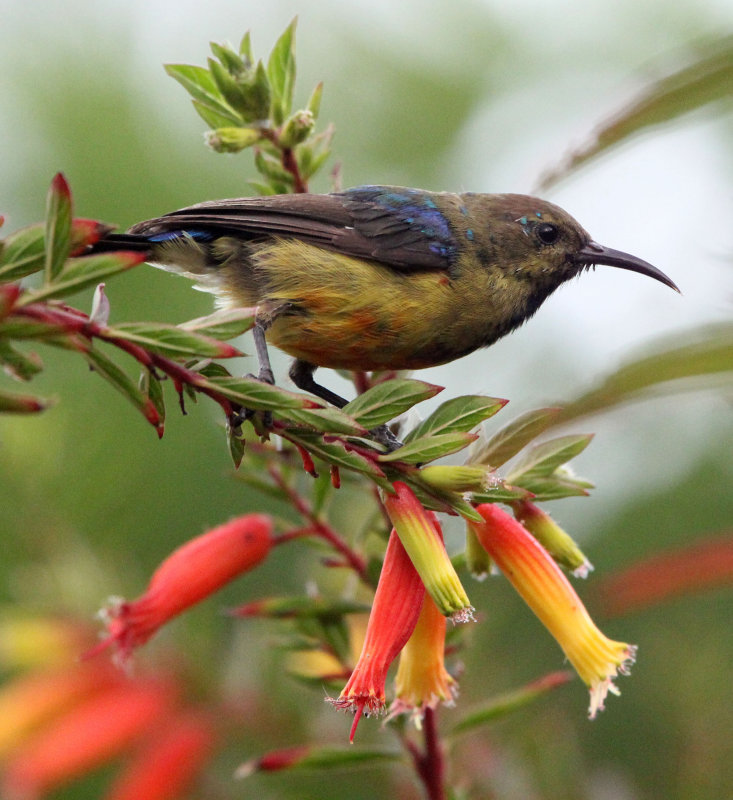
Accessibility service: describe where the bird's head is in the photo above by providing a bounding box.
[465,193,679,294]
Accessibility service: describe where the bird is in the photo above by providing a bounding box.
[95,185,679,410]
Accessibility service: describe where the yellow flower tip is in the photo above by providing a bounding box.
[471,503,637,718]
[388,683,458,730]
[383,482,472,618]
[587,644,637,719]
[389,595,458,729]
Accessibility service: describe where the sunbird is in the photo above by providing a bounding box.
[98,185,678,409]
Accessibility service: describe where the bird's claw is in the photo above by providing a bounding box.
[370,423,403,453]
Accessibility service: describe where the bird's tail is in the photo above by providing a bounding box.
[87,233,155,254]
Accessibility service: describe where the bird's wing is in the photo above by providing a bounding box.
[128,186,458,272]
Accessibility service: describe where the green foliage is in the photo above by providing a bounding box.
[1,17,733,800]
[166,19,332,194]
[539,33,733,188]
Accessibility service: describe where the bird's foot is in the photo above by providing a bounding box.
[228,370,274,434]
[370,423,403,453]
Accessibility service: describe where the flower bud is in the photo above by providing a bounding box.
[419,465,492,494]
[89,514,272,662]
[464,525,492,580]
[512,500,593,577]
[204,126,262,153]
[278,109,315,148]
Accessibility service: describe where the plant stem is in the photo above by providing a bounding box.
[267,464,368,580]
[400,708,446,800]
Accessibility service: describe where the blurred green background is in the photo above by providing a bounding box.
[1,1,732,798]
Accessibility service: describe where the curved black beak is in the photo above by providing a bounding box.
[577,241,680,293]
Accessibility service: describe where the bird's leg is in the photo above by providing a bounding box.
[229,320,276,432]
[252,322,275,385]
[289,359,403,452]
[289,359,348,408]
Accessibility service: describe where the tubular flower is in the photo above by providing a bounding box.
[512,500,593,578]
[383,481,473,621]
[104,711,216,800]
[0,662,118,758]
[88,514,272,662]
[329,529,425,741]
[468,504,636,719]
[1,680,177,800]
[389,593,457,727]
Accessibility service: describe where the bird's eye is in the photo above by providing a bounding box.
[535,223,559,245]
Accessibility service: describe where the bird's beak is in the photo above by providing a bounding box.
[577,241,680,292]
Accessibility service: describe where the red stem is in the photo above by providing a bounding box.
[281,147,308,193]
[402,708,446,800]
[267,464,367,580]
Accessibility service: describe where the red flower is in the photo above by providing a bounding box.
[389,593,457,726]
[2,680,176,799]
[104,711,216,800]
[89,514,273,661]
[329,529,425,741]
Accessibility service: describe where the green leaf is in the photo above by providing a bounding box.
[283,430,390,487]
[538,34,733,189]
[107,321,242,359]
[513,475,593,501]
[254,150,295,185]
[83,346,160,431]
[469,407,562,467]
[0,388,47,413]
[267,19,297,123]
[404,395,506,442]
[233,595,371,620]
[239,31,253,63]
[18,252,145,305]
[306,81,324,118]
[342,379,443,429]
[210,41,246,75]
[0,315,70,340]
[379,432,478,464]
[228,427,246,468]
[191,100,242,130]
[0,341,43,381]
[139,369,166,426]
[293,747,401,771]
[470,482,536,504]
[44,173,73,283]
[165,64,242,125]
[203,375,312,410]
[506,434,594,483]
[0,224,46,281]
[553,323,733,426]
[451,672,573,736]
[276,406,367,436]
[208,57,250,117]
[180,307,256,340]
